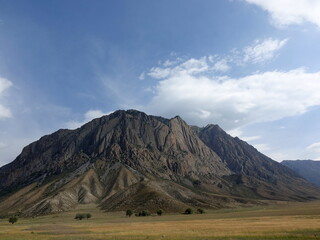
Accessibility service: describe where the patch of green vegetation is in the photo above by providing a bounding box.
[157,209,164,216]
[8,216,18,224]
[74,213,92,220]
[136,210,151,216]
[184,208,193,214]
[288,229,320,235]
[197,208,205,214]
[126,209,133,217]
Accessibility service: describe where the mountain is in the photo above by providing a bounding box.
[0,110,319,216]
[282,160,320,186]
[195,125,319,200]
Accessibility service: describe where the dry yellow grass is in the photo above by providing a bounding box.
[1,201,320,240]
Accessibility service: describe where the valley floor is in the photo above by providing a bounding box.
[1,201,320,240]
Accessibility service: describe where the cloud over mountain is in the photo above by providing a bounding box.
[144,57,320,130]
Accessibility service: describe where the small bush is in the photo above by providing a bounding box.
[197,208,205,214]
[75,213,91,220]
[138,210,151,216]
[74,213,84,220]
[75,213,84,220]
[8,216,18,224]
[184,208,193,214]
[126,209,133,217]
[157,209,164,216]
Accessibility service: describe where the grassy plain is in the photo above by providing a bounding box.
[0,201,320,240]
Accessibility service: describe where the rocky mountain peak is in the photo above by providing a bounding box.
[0,110,319,216]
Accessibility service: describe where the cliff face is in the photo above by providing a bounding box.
[197,124,319,200]
[0,110,319,216]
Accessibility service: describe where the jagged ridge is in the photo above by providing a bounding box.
[0,110,319,216]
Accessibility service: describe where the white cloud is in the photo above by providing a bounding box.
[162,58,183,67]
[84,110,108,120]
[66,110,113,129]
[306,142,320,152]
[227,127,260,141]
[147,56,227,80]
[241,135,261,142]
[146,37,285,82]
[266,151,290,162]
[227,128,243,137]
[0,78,11,94]
[253,143,270,152]
[138,72,145,80]
[243,38,288,63]
[0,105,12,119]
[143,55,320,130]
[212,59,231,72]
[306,142,320,159]
[147,67,171,79]
[245,0,320,28]
[0,77,12,119]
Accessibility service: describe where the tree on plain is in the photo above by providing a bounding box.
[126,209,133,217]
[9,216,18,224]
[138,210,151,216]
[75,213,85,220]
[157,209,164,216]
[197,208,205,214]
[184,208,193,214]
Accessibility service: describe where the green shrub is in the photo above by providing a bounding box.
[184,208,193,214]
[138,210,151,216]
[75,213,84,220]
[197,208,205,214]
[157,209,164,216]
[126,209,133,217]
[75,213,92,220]
[8,216,18,224]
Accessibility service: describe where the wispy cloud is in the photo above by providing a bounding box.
[252,143,270,152]
[245,0,320,28]
[0,77,12,119]
[241,135,261,142]
[143,55,320,130]
[66,109,113,129]
[147,37,287,81]
[212,59,231,72]
[306,142,320,160]
[138,72,145,80]
[227,127,261,143]
[227,128,243,137]
[243,38,288,64]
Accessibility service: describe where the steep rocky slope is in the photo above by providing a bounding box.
[282,160,320,186]
[196,124,320,200]
[0,110,319,216]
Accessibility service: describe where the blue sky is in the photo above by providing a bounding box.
[1,0,320,166]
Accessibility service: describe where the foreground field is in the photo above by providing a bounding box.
[1,201,320,240]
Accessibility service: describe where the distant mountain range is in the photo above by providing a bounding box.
[282,160,320,186]
[0,110,319,216]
